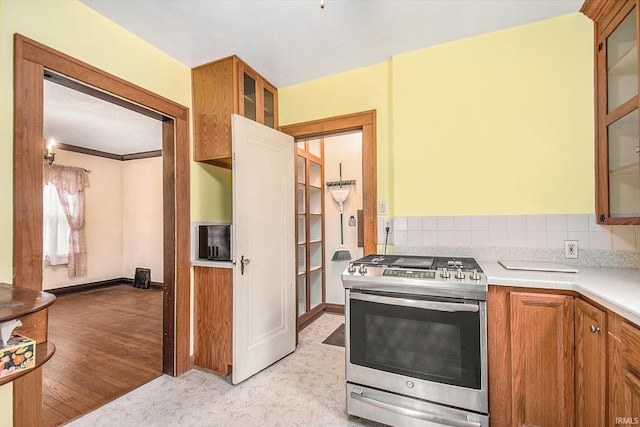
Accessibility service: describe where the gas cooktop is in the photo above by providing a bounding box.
[351,254,483,272]
[342,254,487,300]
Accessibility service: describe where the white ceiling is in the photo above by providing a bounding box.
[80,0,583,88]
[47,0,584,157]
[44,80,163,156]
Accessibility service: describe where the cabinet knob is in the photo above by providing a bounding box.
[590,324,601,333]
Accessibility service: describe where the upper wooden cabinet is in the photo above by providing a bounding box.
[192,55,278,168]
[583,0,640,224]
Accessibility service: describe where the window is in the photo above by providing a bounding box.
[43,182,70,265]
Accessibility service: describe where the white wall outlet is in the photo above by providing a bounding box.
[384,220,391,232]
[564,240,579,259]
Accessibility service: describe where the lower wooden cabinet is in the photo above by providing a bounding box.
[193,266,232,375]
[575,298,607,427]
[488,286,606,426]
[610,313,640,426]
[510,292,575,426]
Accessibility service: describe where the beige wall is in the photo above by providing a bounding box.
[43,151,123,289]
[324,133,364,305]
[43,152,163,290]
[122,157,164,282]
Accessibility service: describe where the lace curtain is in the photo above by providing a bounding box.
[44,164,90,277]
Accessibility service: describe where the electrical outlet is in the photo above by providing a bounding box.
[384,220,391,232]
[564,240,578,259]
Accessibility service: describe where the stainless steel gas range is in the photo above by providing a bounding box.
[342,254,489,427]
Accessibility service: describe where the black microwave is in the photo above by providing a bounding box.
[198,224,232,261]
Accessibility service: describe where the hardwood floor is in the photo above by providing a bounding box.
[43,285,163,426]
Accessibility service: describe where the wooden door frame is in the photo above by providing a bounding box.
[280,110,377,257]
[13,34,191,425]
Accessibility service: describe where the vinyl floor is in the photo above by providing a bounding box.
[66,313,381,427]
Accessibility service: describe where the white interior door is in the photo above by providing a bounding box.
[232,114,296,385]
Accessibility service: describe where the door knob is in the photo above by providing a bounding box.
[240,255,250,275]
[590,324,601,333]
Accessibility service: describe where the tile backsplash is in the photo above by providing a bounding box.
[377,214,640,268]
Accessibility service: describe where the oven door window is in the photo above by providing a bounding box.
[349,295,481,389]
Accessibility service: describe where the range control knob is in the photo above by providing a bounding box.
[470,269,481,281]
[348,263,356,273]
[359,264,368,275]
[440,268,450,279]
[455,268,465,279]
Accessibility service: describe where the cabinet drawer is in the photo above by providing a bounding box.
[622,322,640,373]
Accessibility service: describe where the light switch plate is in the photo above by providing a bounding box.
[379,201,387,216]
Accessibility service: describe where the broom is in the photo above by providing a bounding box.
[331,163,352,261]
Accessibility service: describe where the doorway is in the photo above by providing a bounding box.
[13,34,190,424]
[41,72,166,425]
[281,110,377,328]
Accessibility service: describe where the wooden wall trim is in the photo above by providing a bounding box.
[44,70,166,121]
[280,110,377,255]
[325,303,345,315]
[13,33,191,425]
[58,142,162,161]
[19,36,186,121]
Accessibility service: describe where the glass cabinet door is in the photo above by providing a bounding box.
[242,72,257,121]
[263,87,275,128]
[607,7,637,112]
[597,3,640,223]
[608,110,640,217]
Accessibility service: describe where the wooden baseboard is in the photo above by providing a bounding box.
[47,278,162,295]
[325,303,345,315]
[297,304,345,332]
[298,308,325,332]
[121,278,164,289]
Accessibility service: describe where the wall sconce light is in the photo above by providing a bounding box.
[44,138,56,165]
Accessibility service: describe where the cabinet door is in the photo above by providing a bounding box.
[618,322,640,423]
[510,292,575,427]
[238,63,258,122]
[262,80,277,128]
[192,58,235,162]
[575,299,606,427]
[596,1,640,223]
[193,266,233,375]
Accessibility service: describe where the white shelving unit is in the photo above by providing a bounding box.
[295,139,325,326]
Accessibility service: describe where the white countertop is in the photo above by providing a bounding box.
[482,261,640,326]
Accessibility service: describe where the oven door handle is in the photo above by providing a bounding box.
[350,391,482,427]
[349,292,479,313]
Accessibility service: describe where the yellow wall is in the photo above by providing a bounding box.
[0,2,596,423]
[279,61,394,215]
[279,13,594,217]
[191,162,233,223]
[0,0,194,423]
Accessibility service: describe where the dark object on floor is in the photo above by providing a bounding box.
[322,323,345,347]
[133,268,151,289]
